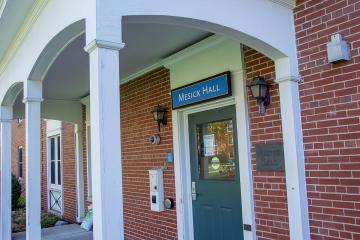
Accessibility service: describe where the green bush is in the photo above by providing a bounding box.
[41,213,59,228]
[12,174,22,210]
[17,196,26,209]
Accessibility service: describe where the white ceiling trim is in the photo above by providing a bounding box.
[0,0,49,76]
[268,0,295,9]
[0,0,6,19]
[121,35,226,84]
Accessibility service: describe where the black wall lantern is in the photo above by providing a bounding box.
[152,105,167,132]
[248,76,271,114]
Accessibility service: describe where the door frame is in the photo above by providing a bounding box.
[46,120,64,216]
[172,70,256,240]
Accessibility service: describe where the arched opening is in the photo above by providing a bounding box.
[10,7,304,239]
[122,15,288,60]
[1,82,23,108]
[28,19,85,83]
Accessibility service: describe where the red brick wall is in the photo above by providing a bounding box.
[243,46,290,239]
[120,67,177,240]
[62,122,77,222]
[295,0,360,239]
[38,121,77,222]
[11,120,26,195]
[41,121,48,211]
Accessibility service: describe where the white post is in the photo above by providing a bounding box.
[233,70,256,240]
[0,106,13,240]
[276,75,310,240]
[74,124,85,222]
[84,40,125,240]
[24,80,42,240]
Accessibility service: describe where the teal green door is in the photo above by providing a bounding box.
[189,105,244,240]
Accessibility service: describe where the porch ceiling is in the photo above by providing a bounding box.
[12,23,211,118]
[43,22,211,101]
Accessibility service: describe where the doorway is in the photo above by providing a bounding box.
[188,105,243,240]
[48,134,63,215]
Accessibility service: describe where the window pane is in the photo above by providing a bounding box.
[51,162,55,184]
[18,148,23,163]
[57,136,61,160]
[19,163,23,178]
[196,119,236,180]
[57,161,61,185]
[50,138,55,160]
[18,148,23,178]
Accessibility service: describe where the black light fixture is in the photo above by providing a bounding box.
[151,105,167,132]
[248,76,271,114]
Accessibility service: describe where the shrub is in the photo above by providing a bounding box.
[41,213,59,228]
[17,196,26,209]
[12,174,22,210]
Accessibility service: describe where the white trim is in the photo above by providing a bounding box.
[85,122,92,202]
[233,69,256,239]
[276,75,300,83]
[84,39,125,53]
[74,124,85,222]
[268,0,295,9]
[0,0,6,20]
[0,119,12,240]
[121,35,227,84]
[173,71,255,240]
[22,97,44,103]
[46,123,64,216]
[0,0,49,76]
[276,76,310,239]
[80,97,92,202]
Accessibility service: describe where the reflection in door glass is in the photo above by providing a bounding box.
[196,119,236,179]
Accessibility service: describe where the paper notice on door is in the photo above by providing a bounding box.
[203,134,215,156]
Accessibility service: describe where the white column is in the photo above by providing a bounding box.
[276,76,310,240]
[24,80,42,240]
[84,40,124,240]
[0,106,13,240]
[233,70,256,240]
[75,124,85,222]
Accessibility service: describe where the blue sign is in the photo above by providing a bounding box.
[171,72,232,109]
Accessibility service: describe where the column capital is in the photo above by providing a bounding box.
[0,106,13,122]
[84,39,125,53]
[275,75,301,84]
[22,97,44,103]
[232,69,245,75]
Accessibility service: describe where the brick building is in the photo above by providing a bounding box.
[11,120,78,223]
[0,0,359,240]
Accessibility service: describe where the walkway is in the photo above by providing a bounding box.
[12,224,93,240]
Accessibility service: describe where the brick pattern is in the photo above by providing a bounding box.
[295,0,360,239]
[11,120,78,222]
[120,67,177,240]
[41,121,48,212]
[243,46,290,239]
[11,120,26,195]
[62,122,77,222]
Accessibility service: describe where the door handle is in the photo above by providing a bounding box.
[192,182,197,201]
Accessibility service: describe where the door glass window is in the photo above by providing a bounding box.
[50,138,55,160]
[196,119,236,180]
[18,147,23,178]
[49,135,61,186]
[51,161,56,184]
